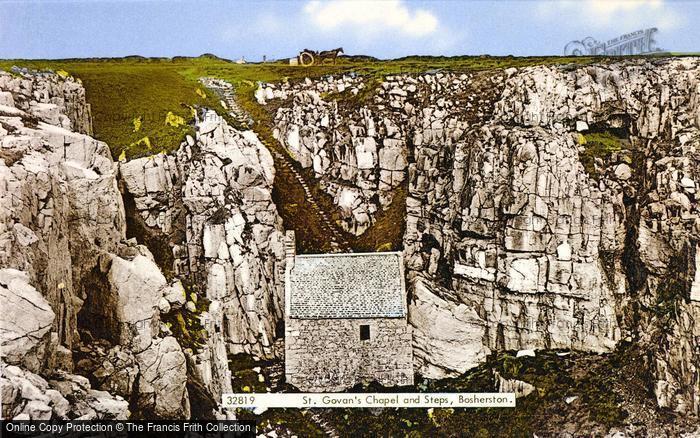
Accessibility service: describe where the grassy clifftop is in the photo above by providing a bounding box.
[0,59,227,159]
[1,55,600,159]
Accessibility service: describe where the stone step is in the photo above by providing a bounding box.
[202,76,353,251]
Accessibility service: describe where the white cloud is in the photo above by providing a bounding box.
[537,0,684,31]
[303,0,439,37]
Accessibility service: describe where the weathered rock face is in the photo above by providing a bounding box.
[0,70,189,419]
[494,59,700,415]
[119,110,286,411]
[0,269,55,372]
[409,277,490,378]
[134,336,190,419]
[2,364,129,420]
[4,58,700,424]
[120,111,286,361]
[1,69,285,420]
[0,72,125,354]
[406,117,624,375]
[266,59,700,416]
[0,68,92,136]
[104,252,167,351]
[402,59,700,414]
[262,76,410,235]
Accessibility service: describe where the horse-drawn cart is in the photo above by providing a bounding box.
[293,47,344,66]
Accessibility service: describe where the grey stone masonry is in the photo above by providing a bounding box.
[285,317,414,392]
[284,235,413,391]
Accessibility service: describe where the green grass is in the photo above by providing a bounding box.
[0,59,229,159]
[1,54,607,160]
[578,132,625,178]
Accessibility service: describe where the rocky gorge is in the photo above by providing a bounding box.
[259,57,700,418]
[1,56,699,433]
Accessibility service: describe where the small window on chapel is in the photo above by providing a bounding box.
[360,324,370,341]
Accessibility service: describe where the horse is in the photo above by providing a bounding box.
[318,47,344,64]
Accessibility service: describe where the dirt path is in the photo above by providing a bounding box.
[201,78,351,254]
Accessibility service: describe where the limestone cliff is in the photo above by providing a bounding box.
[119,110,286,361]
[261,75,409,235]
[261,59,700,416]
[1,69,140,419]
[119,109,286,411]
[490,59,700,415]
[3,57,700,426]
[0,69,285,420]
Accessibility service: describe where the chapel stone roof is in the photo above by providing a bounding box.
[288,252,406,319]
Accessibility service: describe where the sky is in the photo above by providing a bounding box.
[1,0,699,60]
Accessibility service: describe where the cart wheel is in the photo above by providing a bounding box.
[299,52,315,66]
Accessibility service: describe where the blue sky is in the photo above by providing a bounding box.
[1,0,698,60]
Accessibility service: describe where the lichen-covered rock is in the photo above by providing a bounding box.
[134,336,190,419]
[1,364,129,420]
[120,110,286,360]
[0,269,55,372]
[0,69,188,420]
